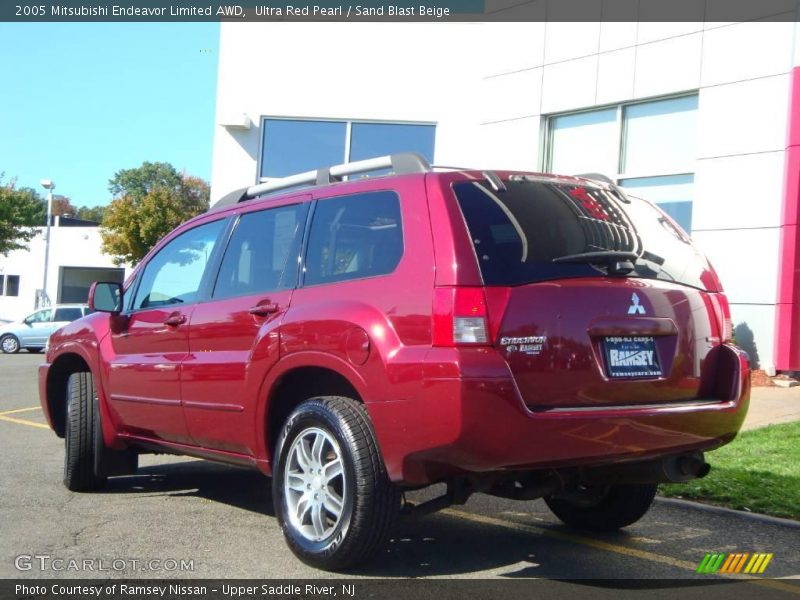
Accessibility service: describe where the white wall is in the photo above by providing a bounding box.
[211,22,490,201]
[0,225,127,321]
[212,20,798,373]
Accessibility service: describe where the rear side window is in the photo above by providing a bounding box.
[453,179,713,290]
[53,308,83,322]
[213,203,308,299]
[304,191,403,286]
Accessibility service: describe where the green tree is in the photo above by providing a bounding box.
[75,205,107,223]
[0,175,46,256]
[108,161,183,200]
[100,162,209,265]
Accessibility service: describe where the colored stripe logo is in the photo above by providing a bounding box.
[696,552,773,574]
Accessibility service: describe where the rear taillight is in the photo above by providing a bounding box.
[433,287,490,346]
[709,293,733,343]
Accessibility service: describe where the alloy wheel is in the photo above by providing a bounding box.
[1,336,19,353]
[283,427,347,543]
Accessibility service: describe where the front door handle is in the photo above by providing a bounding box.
[163,313,187,327]
[248,302,280,317]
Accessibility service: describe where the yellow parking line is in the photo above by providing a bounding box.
[444,509,800,595]
[444,508,697,570]
[0,415,49,429]
[0,406,41,416]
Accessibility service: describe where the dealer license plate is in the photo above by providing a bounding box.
[602,336,662,379]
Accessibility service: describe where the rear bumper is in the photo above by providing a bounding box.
[369,344,750,485]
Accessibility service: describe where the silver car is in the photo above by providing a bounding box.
[0,304,90,354]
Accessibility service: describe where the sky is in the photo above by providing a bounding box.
[0,23,220,207]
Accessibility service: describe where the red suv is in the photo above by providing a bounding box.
[39,154,749,570]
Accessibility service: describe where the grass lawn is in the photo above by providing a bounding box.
[659,421,800,520]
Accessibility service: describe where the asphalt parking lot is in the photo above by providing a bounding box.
[1,353,799,587]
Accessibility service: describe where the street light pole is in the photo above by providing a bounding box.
[40,179,55,308]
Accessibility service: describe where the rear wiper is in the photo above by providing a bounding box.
[553,251,639,275]
[553,251,639,264]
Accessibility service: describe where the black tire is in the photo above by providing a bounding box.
[0,334,20,354]
[272,396,400,571]
[63,372,107,491]
[545,483,657,531]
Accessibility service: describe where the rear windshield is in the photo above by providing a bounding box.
[453,178,714,290]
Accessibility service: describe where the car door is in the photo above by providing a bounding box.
[105,218,228,444]
[21,309,53,346]
[182,198,309,454]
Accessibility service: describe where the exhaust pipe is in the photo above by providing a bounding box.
[579,452,711,485]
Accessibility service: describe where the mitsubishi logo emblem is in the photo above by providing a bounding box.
[628,292,646,315]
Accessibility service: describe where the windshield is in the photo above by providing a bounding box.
[453,178,714,290]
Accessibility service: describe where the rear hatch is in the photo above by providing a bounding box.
[452,175,729,410]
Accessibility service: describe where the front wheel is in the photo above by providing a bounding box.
[63,372,107,491]
[272,397,399,571]
[545,483,657,531]
[0,334,20,354]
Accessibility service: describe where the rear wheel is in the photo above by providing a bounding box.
[272,396,399,570]
[63,372,107,491]
[545,483,657,531]
[0,334,20,354]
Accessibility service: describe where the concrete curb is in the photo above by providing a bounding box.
[655,496,800,529]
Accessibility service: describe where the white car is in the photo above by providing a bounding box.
[0,304,91,354]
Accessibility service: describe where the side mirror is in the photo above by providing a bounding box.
[89,282,123,314]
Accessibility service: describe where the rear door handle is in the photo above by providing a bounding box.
[163,313,187,327]
[248,302,280,317]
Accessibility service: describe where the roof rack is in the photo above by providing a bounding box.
[211,152,431,211]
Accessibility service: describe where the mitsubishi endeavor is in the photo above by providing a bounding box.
[39,153,749,570]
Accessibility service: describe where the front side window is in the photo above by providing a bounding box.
[27,309,52,324]
[133,220,226,310]
[213,204,308,300]
[304,191,403,286]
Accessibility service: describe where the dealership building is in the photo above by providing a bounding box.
[210,18,800,375]
[0,218,125,322]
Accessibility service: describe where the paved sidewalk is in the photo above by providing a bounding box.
[742,385,800,430]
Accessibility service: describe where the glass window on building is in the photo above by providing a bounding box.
[261,120,347,179]
[259,118,435,181]
[349,122,435,162]
[548,108,618,176]
[546,94,698,233]
[1,275,20,297]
